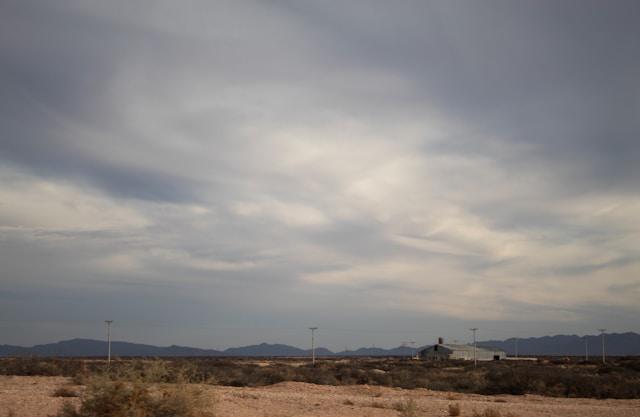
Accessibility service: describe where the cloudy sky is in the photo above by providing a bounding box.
[1,0,639,350]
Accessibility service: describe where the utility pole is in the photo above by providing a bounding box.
[105,320,113,366]
[585,336,589,361]
[403,340,416,359]
[470,328,478,367]
[514,338,518,359]
[309,327,318,366]
[598,329,606,364]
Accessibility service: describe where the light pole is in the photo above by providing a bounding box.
[585,336,589,361]
[598,329,606,364]
[403,340,416,359]
[309,327,318,366]
[470,328,478,367]
[105,320,113,366]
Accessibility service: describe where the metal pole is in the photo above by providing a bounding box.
[598,329,606,364]
[403,340,416,359]
[585,336,589,361]
[309,327,318,366]
[105,320,113,366]
[470,328,478,367]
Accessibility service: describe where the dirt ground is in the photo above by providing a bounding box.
[1,376,639,417]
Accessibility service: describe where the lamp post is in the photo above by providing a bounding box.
[403,340,416,359]
[105,320,113,366]
[309,327,318,366]
[598,329,606,364]
[469,328,478,367]
[585,336,589,361]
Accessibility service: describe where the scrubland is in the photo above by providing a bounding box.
[0,357,639,416]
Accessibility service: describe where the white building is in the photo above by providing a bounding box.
[420,338,506,361]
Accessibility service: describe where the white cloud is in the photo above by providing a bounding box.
[0,170,149,232]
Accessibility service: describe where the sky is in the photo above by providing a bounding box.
[1,0,639,351]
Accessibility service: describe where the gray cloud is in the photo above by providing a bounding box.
[0,0,639,349]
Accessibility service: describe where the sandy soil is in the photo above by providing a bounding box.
[1,376,639,417]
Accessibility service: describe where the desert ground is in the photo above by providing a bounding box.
[1,375,639,417]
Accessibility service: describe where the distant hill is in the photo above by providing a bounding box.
[0,338,416,358]
[0,338,222,357]
[335,346,420,357]
[1,332,638,357]
[223,343,307,357]
[478,332,640,356]
[0,344,30,356]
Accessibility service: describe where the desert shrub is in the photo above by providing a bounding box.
[5,356,640,399]
[393,398,418,417]
[72,373,90,386]
[54,402,78,417]
[259,369,286,385]
[53,386,79,397]
[107,359,173,383]
[453,371,484,392]
[390,369,418,389]
[150,385,212,417]
[0,358,82,377]
[471,407,518,417]
[448,403,461,416]
[52,373,214,417]
[483,407,502,417]
[294,364,339,385]
[485,362,640,399]
[619,358,640,372]
[482,366,533,395]
[472,407,499,417]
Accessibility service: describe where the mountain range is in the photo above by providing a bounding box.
[1,332,638,357]
[478,332,640,356]
[0,339,418,358]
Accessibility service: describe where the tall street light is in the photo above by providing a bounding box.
[585,335,589,361]
[598,329,606,364]
[105,320,113,366]
[402,340,416,359]
[409,341,416,359]
[469,328,478,367]
[309,327,318,366]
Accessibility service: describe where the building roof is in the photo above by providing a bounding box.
[430,343,505,353]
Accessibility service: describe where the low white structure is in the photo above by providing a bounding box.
[420,338,506,361]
